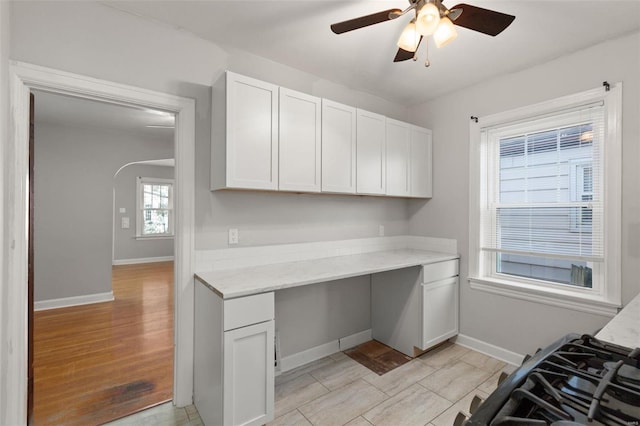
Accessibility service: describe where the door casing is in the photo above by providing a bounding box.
[5,61,196,425]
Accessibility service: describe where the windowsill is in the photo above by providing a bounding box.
[135,235,175,241]
[469,276,620,317]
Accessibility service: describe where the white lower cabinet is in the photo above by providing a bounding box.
[194,280,275,426]
[371,259,459,357]
[422,276,458,349]
[223,321,274,426]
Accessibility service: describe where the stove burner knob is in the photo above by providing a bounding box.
[470,395,485,414]
[453,411,469,426]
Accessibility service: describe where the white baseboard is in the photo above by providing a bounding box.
[280,341,339,373]
[339,329,372,351]
[453,334,525,367]
[35,291,115,311]
[280,329,372,373]
[112,256,174,266]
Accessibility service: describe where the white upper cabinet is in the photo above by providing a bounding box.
[410,125,433,198]
[385,118,411,197]
[279,88,322,192]
[321,99,356,194]
[211,71,432,198]
[356,109,386,195]
[385,120,432,198]
[211,71,279,191]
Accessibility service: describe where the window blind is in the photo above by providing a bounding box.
[480,103,605,263]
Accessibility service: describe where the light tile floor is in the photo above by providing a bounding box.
[271,342,516,426]
[105,342,516,426]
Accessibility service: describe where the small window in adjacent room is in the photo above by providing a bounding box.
[136,177,174,238]
[468,84,622,315]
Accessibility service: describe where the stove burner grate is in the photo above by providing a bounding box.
[465,334,640,426]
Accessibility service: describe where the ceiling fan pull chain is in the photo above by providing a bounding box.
[424,38,431,67]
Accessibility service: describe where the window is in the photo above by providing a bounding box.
[136,177,174,238]
[469,85,621,315]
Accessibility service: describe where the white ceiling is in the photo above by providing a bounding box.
[103,0,640,106]
[33,90,175,136]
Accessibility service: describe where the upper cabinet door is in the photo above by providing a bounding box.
[279,88,321,192]
[385,118,411,197]
[410,125,433,198]
[321,99,356,194]
[356,109,386,195]
[225,72,279,190]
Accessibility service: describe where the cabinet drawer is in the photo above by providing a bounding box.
[224,292,274,331]
[422,259,458,283]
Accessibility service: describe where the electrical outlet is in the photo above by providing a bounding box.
[378,225,385,236]
[121,217,130,229]
[228,228,239,245]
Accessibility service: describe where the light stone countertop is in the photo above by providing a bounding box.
[195,249,459,299]
[596,291,640,349]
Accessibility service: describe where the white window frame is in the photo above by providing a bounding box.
[468,85,622,316]
[136,176,175,239]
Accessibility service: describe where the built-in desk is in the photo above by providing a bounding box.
[195,249,457,299]
[194,238,459,426]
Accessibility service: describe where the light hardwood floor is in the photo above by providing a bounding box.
[34,262,175,426]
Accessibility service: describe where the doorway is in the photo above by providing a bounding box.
[30,91,177,424]
[6,62,196,425]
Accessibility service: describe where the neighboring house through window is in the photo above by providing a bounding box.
[136,177,174,238]
[468,85,621,315]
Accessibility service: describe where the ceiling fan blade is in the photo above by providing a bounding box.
[331,8,402,34]
[450,3,515,36]
[393,36,423,62]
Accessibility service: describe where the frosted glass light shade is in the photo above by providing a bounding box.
[416,2,440,36]
[433,17,458,48]
[397,21,420,52]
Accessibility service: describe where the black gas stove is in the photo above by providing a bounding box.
[464,334,640,425]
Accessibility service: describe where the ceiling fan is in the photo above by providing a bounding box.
[330,0,515,65]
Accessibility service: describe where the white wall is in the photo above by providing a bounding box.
[0,1,11,423]
[33,121,174,302]
[113,163,175,263]
[275,276,371,357]
[408,31,640,356]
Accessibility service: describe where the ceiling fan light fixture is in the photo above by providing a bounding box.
[433,16,458,48]
[416,2,440,36]
[397,19,420,52]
